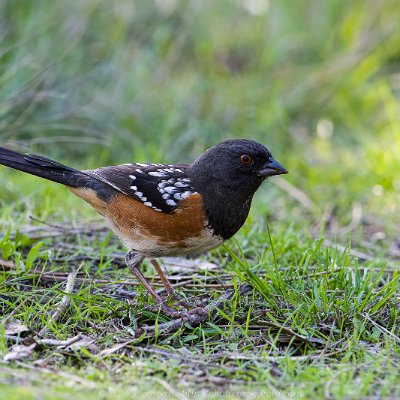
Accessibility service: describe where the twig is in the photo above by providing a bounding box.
[98,339,138,357]
[323,239,373,261]
[333,202,363,234]
[258,320,325,344]
[24,273,233,290]
[0,222,107,242]
[37,267,80,337]
[35,336,83,347]
[361,240,400,259]
[361,314,400,345]
[29,215,73,230]
[206,349,343,362]
[1,299,27,324]
[273,176,316,211]
[0,259,15,268]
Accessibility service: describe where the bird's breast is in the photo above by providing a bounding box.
[70,188,224,257]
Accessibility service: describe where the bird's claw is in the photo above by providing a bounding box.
[157,303,208,320]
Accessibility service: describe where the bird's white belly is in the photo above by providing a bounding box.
[109,221,224,257]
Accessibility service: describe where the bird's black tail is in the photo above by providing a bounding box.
[0,146,91,188]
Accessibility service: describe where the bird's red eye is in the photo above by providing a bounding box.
[239,154,253,165]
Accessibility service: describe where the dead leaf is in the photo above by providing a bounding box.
[64,335,98,353]
[99,339,137,357]
[3,343,37,362]
[4,320,30,335]
[163,258,219,272]
[35,335,98,353]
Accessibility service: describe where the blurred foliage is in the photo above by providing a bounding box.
[0,0,400,222]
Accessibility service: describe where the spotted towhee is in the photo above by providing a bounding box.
[0,139,287,312]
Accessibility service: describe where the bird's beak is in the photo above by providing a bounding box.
[257,158,288,177]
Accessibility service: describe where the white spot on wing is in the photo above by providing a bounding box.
[164,186,176,194]
[175,182,189,188]
[149,171,167,177]
[181,191,194,199]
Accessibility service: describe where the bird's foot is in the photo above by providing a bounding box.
[169,292,192,310]
[155,289,192,310]
[148,300,208,320]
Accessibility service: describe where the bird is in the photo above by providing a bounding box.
[0,139,287,315]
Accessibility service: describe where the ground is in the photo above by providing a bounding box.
[0,1,400,399]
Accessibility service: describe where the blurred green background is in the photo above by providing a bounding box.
[0,0,399,227]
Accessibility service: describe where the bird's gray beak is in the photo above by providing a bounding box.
[257,158,288,177]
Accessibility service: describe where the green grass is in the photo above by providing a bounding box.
[1,0,400,399]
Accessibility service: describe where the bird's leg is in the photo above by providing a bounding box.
[150,259,174,295]
[150,259,191,309]
[125,251,163,303]
[125,250,183,317]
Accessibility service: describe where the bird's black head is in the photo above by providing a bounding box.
[188,139,287,239]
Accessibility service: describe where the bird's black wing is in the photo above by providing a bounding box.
[85,163,197,213]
